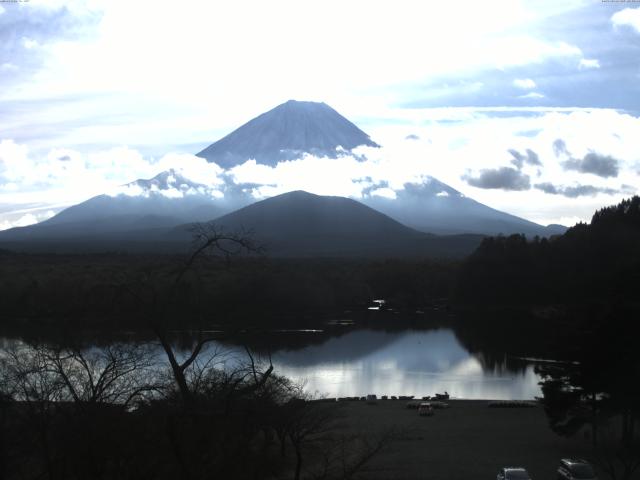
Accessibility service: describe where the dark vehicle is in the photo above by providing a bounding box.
[557,459,597,480]
[497,467,532,480]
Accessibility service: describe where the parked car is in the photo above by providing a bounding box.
[497,467,532,480]
[557,459,597,480]
[418,402,434,416]
[366,394,377,405]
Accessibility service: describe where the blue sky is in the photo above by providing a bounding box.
[1,0,640,229]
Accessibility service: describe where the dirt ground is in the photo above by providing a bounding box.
[329,399,603,480]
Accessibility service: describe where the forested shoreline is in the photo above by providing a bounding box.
[1,197,639,479]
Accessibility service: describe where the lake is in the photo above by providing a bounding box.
[213,327,542,400]
[0,327,542,400]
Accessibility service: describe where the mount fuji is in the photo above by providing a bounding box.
[196,99,379,168]
[0,100,565,255]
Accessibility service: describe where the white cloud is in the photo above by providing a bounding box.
[230,156,376,199]
[0,214,38,229]
[519,92,545,99]
[0,210,55,231]
[370,187,397,199]
[202,107,640,225]
[0,141,147,194]
[154,154,224,186]
[0,1,636,231]
[612,7,640,33]
[0,140,226,215]
[2,107,640,228]
[1,1,587,147]
[513,78,536,89]
[22,37,39,49]
[579,58,600,69]
[0,5,4,15]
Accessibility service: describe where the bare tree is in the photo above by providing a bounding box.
[0,340,164,480]
[50,344,159,407]
[275,400,402,480]
[593,417,640,480]
[311,427,402,480]
[112,222,266,405]
[287,401,337,480]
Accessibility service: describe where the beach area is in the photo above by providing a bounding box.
[325,399,600,480]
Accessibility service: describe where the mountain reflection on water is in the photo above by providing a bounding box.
[220,328,541,400]
[0,327,542,400]
[201,328,541,400]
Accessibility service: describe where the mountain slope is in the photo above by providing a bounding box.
[0,99,565,248]
[171,191,484,258]
[0,190,484,257]
[362,178,566,236]
[0,168,241,242]
[196,100,379,168]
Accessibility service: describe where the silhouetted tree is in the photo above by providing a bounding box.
[537,312,640,480]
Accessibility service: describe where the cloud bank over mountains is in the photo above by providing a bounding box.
[2,2,640,229]
[1,104,640,230]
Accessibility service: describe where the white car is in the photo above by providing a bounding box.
[497,467,532,480]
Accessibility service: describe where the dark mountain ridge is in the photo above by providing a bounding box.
[0,191,484,258]
[170,190,484,258]
[0,100,564,247]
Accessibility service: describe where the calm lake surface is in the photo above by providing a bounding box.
[1,328,542,400]
[216,328,541,400]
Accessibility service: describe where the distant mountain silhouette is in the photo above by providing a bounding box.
[170,191,484,258]
[362,178,566,236]
[0,169,239,242]
[196,100,379,168]
[0,190,484,257]
[0,100,565,248]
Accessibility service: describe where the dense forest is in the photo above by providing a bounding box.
[454,196,640,480]
[0,252,456,334]
[1,196,639,335]
[456,196,640,309]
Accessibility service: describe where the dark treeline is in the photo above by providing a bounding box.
[0,252,457,332]
[535,312,640,480]
[2,196,638,339]
[455,197,640,479]
[455,196,640,309]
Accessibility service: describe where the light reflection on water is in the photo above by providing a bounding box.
[1,328,542,400]
[235,329,542,400]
